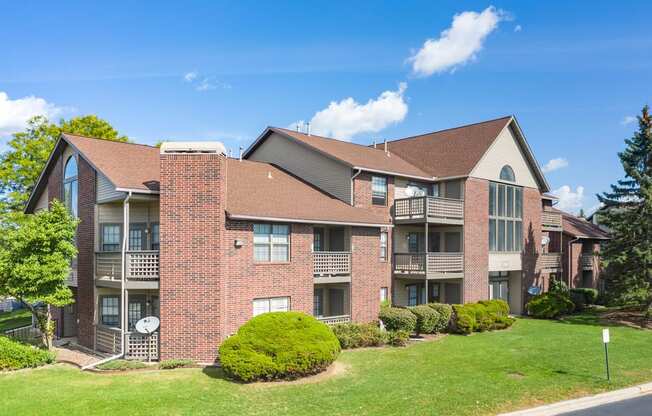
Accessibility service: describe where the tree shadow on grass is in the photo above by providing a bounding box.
[201,366,233,382]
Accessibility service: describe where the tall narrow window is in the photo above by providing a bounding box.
[151,223,160,250]
[63,156,78,217]
[488,181,523,252]
[407,284,418,307]
[100,295,120,326]
[380,231,388,261]
[254,224,290,262]
[101,224,121,252]
[371,176,387,205]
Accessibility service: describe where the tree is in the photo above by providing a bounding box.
[0,115,127,213]
[0,201,78,348]
[598,105,652,314]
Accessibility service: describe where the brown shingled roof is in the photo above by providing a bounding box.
[385,116,513,178]
[560,210,610,239]
[247,127,433,180]
[226,158,390,226]
[63,133,160,191]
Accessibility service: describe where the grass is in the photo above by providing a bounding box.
[0,309,32,332]
[96,360,148,371]
[1,315,652,415]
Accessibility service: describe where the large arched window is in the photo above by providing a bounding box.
[63,156,78,217]
[499,165,515,182]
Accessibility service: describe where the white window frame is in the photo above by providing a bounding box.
[380,231,388,261]
[253,223,290,262]
[489,182,523,253]
[252,296,290,317]
[371,176,388,206]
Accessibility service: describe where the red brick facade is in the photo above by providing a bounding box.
[463,177,489,302]
[521,186,544,303]
[76,157,96,348]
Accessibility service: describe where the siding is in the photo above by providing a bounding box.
[248,132,353,204]
[96,172,124,203]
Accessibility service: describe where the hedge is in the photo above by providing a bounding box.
[159,359,194,370]
[526,292,575,319]
[570,288,599,310]
[409,305,440,334]
[378,307,417,332]
[427,303,453,332]
[0,336,55,371]
[451,300,514,334]
[97,359,147,371]
[387,330,410,347]
[218,312,340,382]
[332,322,386,349]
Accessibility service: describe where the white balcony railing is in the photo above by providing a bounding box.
[96,251,160,282]
[313,252,351,276]
[394,196,464,223]
[394,252,464,277]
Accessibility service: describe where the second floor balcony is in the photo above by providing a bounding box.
[537,252,562,271]
[313,251,351,283]
[95,250,160,288]
[581,254,596,270]
[394,196,464,225]
[541,210,562,231]
[393,252,464,279]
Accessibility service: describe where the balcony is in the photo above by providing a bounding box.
[313,252,351,283]
[538,253,562,271]
[394,196,464,225]
[95,251,159,288]
[542,210,562,231]
[581,254,595,270]
[95,325,159,361]
[394,252,464,279]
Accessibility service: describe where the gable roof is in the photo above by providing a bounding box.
[560,210,610,240]
[25,134,160,212]
[244,127,433,181]
[226,158,390,226]
[385,116,550,191]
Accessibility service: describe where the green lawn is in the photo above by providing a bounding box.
[1,315,652,416]
[0,308,31,332]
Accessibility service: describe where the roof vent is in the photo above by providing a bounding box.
[160,141,227,155]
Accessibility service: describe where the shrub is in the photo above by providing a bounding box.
[387,330,410,347]
[550,279,570,296]
[570,288,599,310]
[96,359,147,371]
[332,322,386,349]
[526,292,575,319]
[0,336,54,370]
[427,303,453,332]
[218,312,340,382]
[409,305,439,334]
[159,359,194,370]
[378,307,417,333]
[451,300,514,334]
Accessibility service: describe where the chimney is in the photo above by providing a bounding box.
[373,140,377,149]
[384,139,388,155]
[306,122,311,136]
[239,146,243,161]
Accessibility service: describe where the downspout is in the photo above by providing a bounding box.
[82,191,132,370]
[350,168,362,206]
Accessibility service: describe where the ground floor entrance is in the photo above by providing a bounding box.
[393,278,462,307]
[488,271,523,315]
[313,283,351,325]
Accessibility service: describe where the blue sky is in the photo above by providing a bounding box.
[1,1,651,213]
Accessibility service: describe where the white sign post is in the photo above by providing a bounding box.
[602,328,610,382]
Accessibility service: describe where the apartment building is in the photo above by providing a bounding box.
[24,116,608,362]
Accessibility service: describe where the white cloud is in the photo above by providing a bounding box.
[551,185,585,214]
[183,71,197,82]
[621,115,636,125]
[196,77,231,92]
[542,157,569,173]
[408,6,505,76]
[0,92,65,137]
[514,24,522,32]
[295,83,408,140]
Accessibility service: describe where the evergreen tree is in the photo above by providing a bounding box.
[598,105,652,313]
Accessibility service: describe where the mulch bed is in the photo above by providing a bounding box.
[599,309,652,330]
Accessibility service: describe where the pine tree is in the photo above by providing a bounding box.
[598,105,652,313]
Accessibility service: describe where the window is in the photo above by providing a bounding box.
[500,165,515,182]
[254,224,290,262]
[252,297,290,316]
[431,183,440,197]
[380,287,388,303]
[129,223,146,251]
[406,182,427,197]
[444,181,462,199]
[428,283,440,303]
[407,232,422,253]
[151,223,160,250]
[444,232,461,252]
[380,231,388,261]
[313,228,324,252]
[407,284,418,307]
[371,176,387,205]
[314,289,323,316]
[101,224,121,252]
[128,295,146,330]
[488,182,523,252]
[100,295,120,326]
[63,156,78,217]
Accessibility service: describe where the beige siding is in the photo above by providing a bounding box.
[470,125,539,189]
[394,178,464,199]
[35,188,49,211]
[248,132,353,203]
[488,253,522,271]
[95,201,160,251]
[96,172,124,202]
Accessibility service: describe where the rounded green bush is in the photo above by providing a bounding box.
[427,303,453,332]
[409,305,440,334]
[387,330,410,347]
[451,300,514,334]
[218,312,340,382]
[570,288,599,310]
[378,307,417,332]
[526,292,575,319]
[0,336,54,370]
[332,322,386,349]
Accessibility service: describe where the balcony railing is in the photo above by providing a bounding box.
[96,251,160,282]
[95,325,159,361]
[394,252,464,277]
[538,253,562,270]
[317,315,351,325]
[313,252,351,276]
[542,210,562,230]
[581,254,595,270]
[394,196,464,223]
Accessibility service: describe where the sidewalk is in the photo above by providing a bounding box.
[499,382,652,416]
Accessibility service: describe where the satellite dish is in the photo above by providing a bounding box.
[541,236,550,246]
[527,286,541,296]
[135,316,160,334]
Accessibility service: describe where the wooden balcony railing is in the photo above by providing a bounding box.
[394,252,464,277]
[313,252,351,276]
[96,251,160,282]
[538,253,562,270]
[394,196,464,223]
[95,325,159,361]
[95,324,121,354]
[542,210,562,230]
[581,254,595,270]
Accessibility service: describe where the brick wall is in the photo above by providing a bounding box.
[159,153,226,362]
[76,157,96,348]
[521,187,543,305]
[463,177,489,302]
[353,172,394,214]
